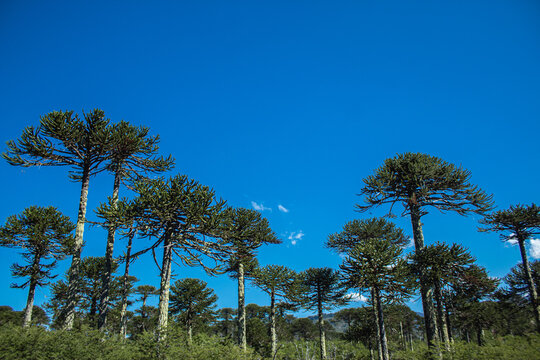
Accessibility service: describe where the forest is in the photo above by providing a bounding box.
[0,110,539,360]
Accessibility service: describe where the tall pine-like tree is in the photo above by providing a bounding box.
[3,110,111,329]
[0,206,75,328]
[356,152,493,351]
[480,203,540,332]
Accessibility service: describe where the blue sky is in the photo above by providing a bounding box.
[1,0,539,317]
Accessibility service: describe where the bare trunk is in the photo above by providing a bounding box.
[119,232,134,338]
[372,288,383,360]
[270,289,277,358]
[518,237,540,332]
[400,321,405,349]
[373,287,389,360]
[410,206,440,355]
[187,315,193,346]
[157,235,173,341]
[433,281,451,351]
[237,262,247,351]
[23,277,37,328]
[63,167,91,330]
[98,169,122,330]
[318,289,327,360]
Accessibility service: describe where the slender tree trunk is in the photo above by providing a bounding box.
[63,167,91,330]
[410,205,440,355]
[400,321,405,349]
[475,321,483,346]
[237,262,247,351]
[157,235,173,341]
[120,232,134,338]
[270,289,277,358]
[98,169,122,330]
[317,290,327,360]
[23,277,37,328]
[373,287,389,360]
[372,288,384,360]
[433,281,451,351]
[187,315,193,346]
[444,299,453,343]
[518,237,540,332]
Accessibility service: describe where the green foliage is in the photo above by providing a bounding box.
[0,206,75,289]
[300,267,348,312]
[480,203,540,241]
[169,278,218,333]
[356,152,494,217]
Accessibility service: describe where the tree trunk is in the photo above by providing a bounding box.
[400,321,405,349]
[98,169,122,330]
[518,237,540,333]
[270,289,277,358]
[317,289,327,360]
[410,206,440,354]
[23,276,37,328]
[373,287,389,360]
[187,315,193,346]
[63,167,91,330]
[237,262,247,351]
[371,288,383,360]
[157,235,173,341]
[119,232,134,338]
[476,321,483,346]
[433,281,451,351]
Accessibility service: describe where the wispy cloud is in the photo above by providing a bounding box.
[346,292,368,302]
[278,204,289,213]
[530,239,540,259]
[251,201,271,212]
[288,231,304,246]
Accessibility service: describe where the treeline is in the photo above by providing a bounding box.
[0,109,539,360]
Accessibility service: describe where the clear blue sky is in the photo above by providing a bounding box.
[1,0,539,317]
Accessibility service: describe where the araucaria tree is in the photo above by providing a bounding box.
[480,203,540,332]
[3,110,111,330]
[300,267,348,360]
[356,152,494,348]
[408,242,474,350]
[252,264,297,358]
[128,175,227,340]
[218,207,280,351]
[0,206,75,328]
[328,218,412,360]
[169,278,218,345]
[98,121,174,330]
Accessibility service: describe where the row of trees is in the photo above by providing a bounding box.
[1,110,539,360]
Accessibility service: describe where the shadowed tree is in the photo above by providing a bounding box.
[252,264,297,358]
[408,242,475,349]
[2,109,111,330]
[356,152,493,351]
[447,265,499,345]
[98,121,174,330]
[480,203,540,332]
[135,285,159,318]
[0,206,75,328]
[169,278,218,345]
[299,267,348,360]
[217,207,280,351]
[124,175,227,340]
[327,218,410,360]
[330,219,413,360]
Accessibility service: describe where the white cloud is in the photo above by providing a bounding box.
[529,239,540,259]
[278,204,289,213]
[346,292,368,302]
[251,201,271,212]
[288,231,304,246]
[505,233,518,246]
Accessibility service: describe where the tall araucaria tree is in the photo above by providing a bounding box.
[0,206,75,328]
[328,218,412,360]
[479,203,540,332]
[126,175,228,340]
[2,109,111,330]
[356,152,494,350]
[98,121,174,330]
[169,278,218,345]
[299,267,348,360]
[217,207,280,351]
[252,264,297,358]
